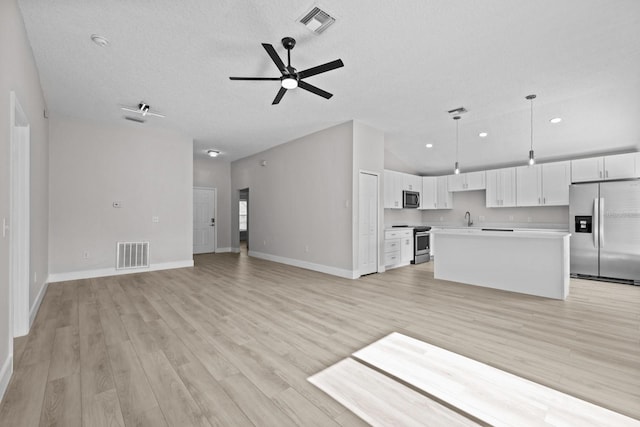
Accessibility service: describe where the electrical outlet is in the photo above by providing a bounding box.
[528,216,532,222]
[152,216,159,223]
[440,216,443,221]
[83,251,90,259]
[509,215,514,221]
[263,240,267,246]
[305,245,309,253]
[112,201,122,208]
[34,272,37,283]
[479,215,485,221]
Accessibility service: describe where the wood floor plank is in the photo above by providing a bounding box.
[138,350,211,427]
[39,373,81,427]
[83,389,126,427]
[0,361,50,427]
[107,340,162,425]
[47,325,80,381]
[80,332,115,397]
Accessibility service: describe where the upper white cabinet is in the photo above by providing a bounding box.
[516,161,570,207]
[571,152,638,182]
[402,173,422,192]
[436,176,453,209]
[486,168,517,207]
[447,171,486,192]
[420,176,438,210]
[384,170,402,209]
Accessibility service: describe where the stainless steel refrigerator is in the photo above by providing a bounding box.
[569,180,640,284]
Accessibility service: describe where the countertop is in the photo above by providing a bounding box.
[431,228,571,239]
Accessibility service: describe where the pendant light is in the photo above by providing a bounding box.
[453,115,461,174]
[526,94,536,165]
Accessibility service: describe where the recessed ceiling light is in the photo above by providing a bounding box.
[550,117,562,124]
[90,34,110,47]
[206,150,220,158]
[479,132,488,138]
[425,143,433,148]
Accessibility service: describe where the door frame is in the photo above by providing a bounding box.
[358,170,380,276]
[9,91,31,338]
[193,187,217,254]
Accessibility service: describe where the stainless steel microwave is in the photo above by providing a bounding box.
[403,190,420,208]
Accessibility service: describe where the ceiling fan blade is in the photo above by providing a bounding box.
[262,43,287,74]
[229,77,281,81]
[146,112,165,118]
[298,81,333,99]
[298,59,344,80]
[272,87,287,105]
[121,107,141,113]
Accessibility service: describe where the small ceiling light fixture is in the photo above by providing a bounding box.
[425,143,433,148]
[453,115,461,175]
[206,150,220,158]
[281,76,298,89]
[526,94,537,166]
[479,132,488,138]
[90,34,110,47]
[550,117,562,124]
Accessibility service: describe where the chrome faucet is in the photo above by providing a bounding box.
[465,211,473,227]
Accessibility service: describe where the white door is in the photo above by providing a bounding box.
[193,188,216,254]
[359,172,378,275]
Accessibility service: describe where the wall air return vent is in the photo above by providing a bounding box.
[116,241,150,270]
[299,7,336,34]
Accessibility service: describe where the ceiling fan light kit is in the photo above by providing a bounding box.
[229,37,344,105]
[120,102,165,119]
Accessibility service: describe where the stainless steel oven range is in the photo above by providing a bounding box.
[412,226,431,264]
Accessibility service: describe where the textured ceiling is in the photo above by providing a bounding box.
[18,0,640,174]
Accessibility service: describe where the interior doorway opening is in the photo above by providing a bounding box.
[239,188,249,253]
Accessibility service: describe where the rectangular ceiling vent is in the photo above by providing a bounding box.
[447,107,468,116]
[124,116,145,123]
[299,7,336,34]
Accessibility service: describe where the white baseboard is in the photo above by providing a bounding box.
[0,355,12,404]
[249,251,357,279]
[47,259,194,283]
[215,247,232,253]
[29,281,49,327]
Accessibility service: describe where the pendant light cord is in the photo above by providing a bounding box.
[530,97,534,151]
[456,119,459,162]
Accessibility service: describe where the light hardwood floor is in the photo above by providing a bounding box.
[1,251,639,426]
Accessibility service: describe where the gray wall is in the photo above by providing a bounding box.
[193,157,232,250]
[48,115,193,278]
[231,122,354,275]
[0,0,50,396]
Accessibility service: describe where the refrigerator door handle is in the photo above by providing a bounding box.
[593,198,599,248]
[599,197,604,248]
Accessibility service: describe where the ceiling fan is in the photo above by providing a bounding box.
[120,102,165,118]
[229,37,344,105]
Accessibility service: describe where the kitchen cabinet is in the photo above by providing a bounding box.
[486,168,516,207]
[385,229,413,268]
[571,152,638,182]
[516,161,570,207]
[447,171,486,192]
[420,176,437,210]
[400,230,414,264]
[402,173,422,192]
[384,170,402,209]
[436,176,453,209]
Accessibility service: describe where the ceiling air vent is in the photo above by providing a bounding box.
[299,7,336,34]
[448,107,468,116]
[124,116,145,123]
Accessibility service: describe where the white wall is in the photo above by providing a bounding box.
[48,116,193,280]
[353,121,385,272]
[0,0,50,400]
[231,122,354,277]
[193,157,231,251]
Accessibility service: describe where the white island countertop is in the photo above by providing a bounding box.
[431,228,571,300]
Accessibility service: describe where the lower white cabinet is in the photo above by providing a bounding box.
[385,229,413,269]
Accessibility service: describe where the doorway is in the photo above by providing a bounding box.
[193,187,217,254]
[239,188,249,252]
[9,92,31,337]
[359,172,378,275]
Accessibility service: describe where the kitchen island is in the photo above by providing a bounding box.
[431,228,571,300]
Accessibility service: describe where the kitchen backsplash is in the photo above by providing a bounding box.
[385,190,569,228]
